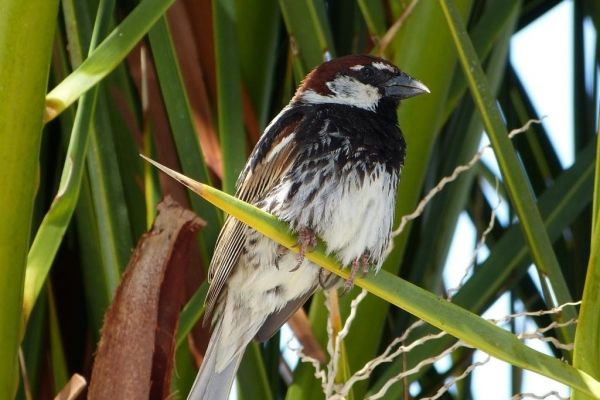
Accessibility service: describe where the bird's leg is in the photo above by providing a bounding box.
[341,253,370,296]
[290,227,317,272]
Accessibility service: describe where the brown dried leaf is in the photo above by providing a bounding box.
[181,0,216,104]
[167,1,223,178]
[88,197,205,400]
[179,0,261,149]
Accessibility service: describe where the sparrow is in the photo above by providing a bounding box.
[188,54,429,400]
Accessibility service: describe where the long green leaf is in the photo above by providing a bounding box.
[85,89,133,290]
[572,120,600,399]
[0,0,59,396]
[24,0,117,324]
[593,114,600,235]
[410,0,518,295]
[176,282,209,349]
[370,137,596,396]
[84,0,134,287]
[82,0,133,286]
[443,0,521,121]
[103,62,147,241]
[147,15,222,265]
[45,0,177,122]
[238,343,274,400]
[236,0,281,129]
[213,0,247,194]
[439,0,577,343]
[76,174,113,338]
[572,218,600,400]
[49,7,112,339]
[142,156,600,397]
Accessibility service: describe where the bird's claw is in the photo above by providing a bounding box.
[341,254,370,296]
[274,244,288,269]
[290,227,317,272]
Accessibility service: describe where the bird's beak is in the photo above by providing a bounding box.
[384,74,430,100]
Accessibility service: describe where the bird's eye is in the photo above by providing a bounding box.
[361,67,374,79]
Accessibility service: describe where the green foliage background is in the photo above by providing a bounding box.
[1,0,599,399]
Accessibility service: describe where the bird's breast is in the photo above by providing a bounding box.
[266,160,399,269]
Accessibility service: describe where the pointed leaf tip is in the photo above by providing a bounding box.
[139,154,205,197]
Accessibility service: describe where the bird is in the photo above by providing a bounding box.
[187,54,429,400]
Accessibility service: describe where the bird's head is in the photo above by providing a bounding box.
[293,54,429,112]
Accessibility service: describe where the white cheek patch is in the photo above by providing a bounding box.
[327,76,382,111]
[300,76,382,111]
[372,62,395,72]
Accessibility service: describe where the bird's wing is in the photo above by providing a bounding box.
[203,116,303,323]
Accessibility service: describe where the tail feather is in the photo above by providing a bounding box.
[187,322,243,400]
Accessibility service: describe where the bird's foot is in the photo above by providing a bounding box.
[341,254,370,296]
[290,227,317,272]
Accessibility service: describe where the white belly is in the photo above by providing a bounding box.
[269,162,399,269]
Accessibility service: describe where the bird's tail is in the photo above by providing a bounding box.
[187,321,243,400]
